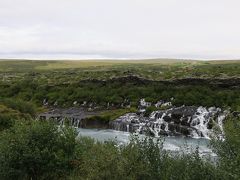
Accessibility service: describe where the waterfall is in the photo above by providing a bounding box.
[110,106,227,139]
[189,107,227,139]
[77,119,80,128]
[59,119,64,126]
[190,107,211,138]
[126,124,129,132]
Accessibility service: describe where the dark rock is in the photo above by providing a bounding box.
[159,130,168,136]
[171,113,182,120]
[155,112,164,119]
[180,117,190,126]
[81,118,109,129]
[207,119,214,129]
[163,116,172,122]
[173,118,181,124]
[145,128,155,137]
[179,126,191,136]
[80,76,240,88]
[232,111,240,117]
[168,123,176,132]
[161,124,166,130]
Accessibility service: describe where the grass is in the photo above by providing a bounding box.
[85,108,137,123]
[0,59,240,85]
[99,107,137,121]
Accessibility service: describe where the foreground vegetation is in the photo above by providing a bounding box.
[0,117,239,180]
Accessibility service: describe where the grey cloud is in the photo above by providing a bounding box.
[0,0,240,60]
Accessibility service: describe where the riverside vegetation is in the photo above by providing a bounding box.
[0,59,240,179]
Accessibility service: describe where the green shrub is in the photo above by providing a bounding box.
[0,98,36,116]
[0,114,15,131]
[0,121,78,180]
[211,116,240,179]
[0,120,229,180]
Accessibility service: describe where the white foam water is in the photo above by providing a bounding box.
[190,107,226,139]
[113,106,227,139]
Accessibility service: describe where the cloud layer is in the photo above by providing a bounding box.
[0,0,240,59]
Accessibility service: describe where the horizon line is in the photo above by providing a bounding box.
[0,57,240,61]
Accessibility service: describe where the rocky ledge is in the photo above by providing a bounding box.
[38,105,228,139]
[80,75,240,88]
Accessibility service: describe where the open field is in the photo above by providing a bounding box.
[0,59,240,84]
[0,59,199,72]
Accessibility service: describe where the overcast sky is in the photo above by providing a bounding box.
[0,0,240,60]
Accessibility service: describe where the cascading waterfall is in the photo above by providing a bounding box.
[38,107,99,129]
[217,114,226,132]
[190,107,213,138]
[110,106,228,139]
[38,102,228,140]
[126,124,129,132]
[60,119,64,126]
[190,107,226,139]
[53,117,82,128]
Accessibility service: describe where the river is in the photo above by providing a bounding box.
[77,128,215,157]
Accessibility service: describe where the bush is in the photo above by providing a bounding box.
[0,114,15,131]
[0,98,36,116]
[0,104,31,131]
[0,121,78,180]
[211,116,240,179]
[0,118,238,180]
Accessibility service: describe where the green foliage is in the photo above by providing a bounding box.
[2,119,240,180]
[99,107,137,121]
[1,60,240,80]
[1,60,240,110]
[211,116,240,179]
[0,114,15,131]
[70,135,221,180]
[72,138,123,180]
[117,136,220,180]
[0,121,78,180]
[0,98,36,116]
[0,104,32,131]
[1,79,240,110]
[144,106,158,117]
